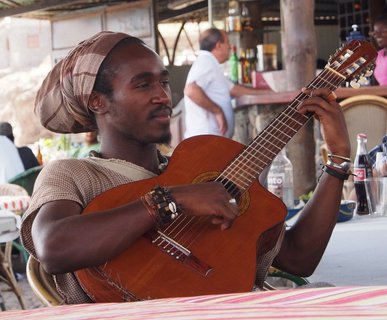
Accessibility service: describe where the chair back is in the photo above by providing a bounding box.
[8,165,42,196]
[339,94,387,199]
[340,95,387,161]
[26,256,64,306]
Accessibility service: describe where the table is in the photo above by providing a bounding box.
[309,215,387,286]
[3,286,387,319]
[0,195,30,214]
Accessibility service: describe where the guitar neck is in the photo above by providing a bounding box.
[219,67,345,193]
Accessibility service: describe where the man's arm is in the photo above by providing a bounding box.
[184,82,227,135]
[273,87,351,277]
[31,182,238,274]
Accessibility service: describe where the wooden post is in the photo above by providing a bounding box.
[280,0,317,197]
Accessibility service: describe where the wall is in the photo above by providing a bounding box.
[0,0,155,146]
[51,0,155,64]
[0,17,51,70]
[262,24,340,69]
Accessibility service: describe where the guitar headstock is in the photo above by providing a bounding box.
[327,40,377,87]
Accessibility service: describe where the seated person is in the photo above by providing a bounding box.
[0,135,24,183]
[72,131,100,159]
[0,121,40,170]
[21,31,350,304]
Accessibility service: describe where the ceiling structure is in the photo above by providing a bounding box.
[0,0,339,23]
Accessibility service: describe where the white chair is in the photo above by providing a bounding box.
[0,183,29,310]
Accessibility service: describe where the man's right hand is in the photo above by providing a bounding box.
[170,182,238,230]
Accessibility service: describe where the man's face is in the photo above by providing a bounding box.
[102,42,173,145]
[218,31,232,63]
[372,21,387,49]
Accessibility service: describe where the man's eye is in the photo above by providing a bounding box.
[137,82,149,88]
[161,80,170,86]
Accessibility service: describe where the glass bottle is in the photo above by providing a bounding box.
[238,49,250,84]
[37,144,43,165]
[229,45,239,84]
[354,133,373,215]
[241,3,253,31]
[267,148,294,208]
[226,0,241,32]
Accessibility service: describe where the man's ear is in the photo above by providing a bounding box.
[88,91,106,114]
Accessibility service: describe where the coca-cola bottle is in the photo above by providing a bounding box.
[353,133,373,215]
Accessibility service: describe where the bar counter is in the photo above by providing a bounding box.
[236,85,387,108]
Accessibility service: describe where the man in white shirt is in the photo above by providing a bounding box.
[0,135,24,183]
[184,28,271,139]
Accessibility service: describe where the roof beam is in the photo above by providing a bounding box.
[0,0,83,18]
[159,0,207,21]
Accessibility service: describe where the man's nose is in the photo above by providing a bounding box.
[152,84,171,104]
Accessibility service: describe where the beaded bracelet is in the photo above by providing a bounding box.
[142,185,180,228]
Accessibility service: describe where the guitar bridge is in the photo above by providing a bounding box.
[146,230,213,277]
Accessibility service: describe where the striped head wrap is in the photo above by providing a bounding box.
[35,31,130,133]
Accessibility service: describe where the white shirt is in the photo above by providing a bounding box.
[0,136,24,183]
[184,50,235,139]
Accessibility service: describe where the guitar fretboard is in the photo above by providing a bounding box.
[218,67,346,197]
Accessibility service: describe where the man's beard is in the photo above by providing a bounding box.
[155,131,172,145]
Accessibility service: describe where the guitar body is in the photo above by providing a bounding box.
[76,135,287,302]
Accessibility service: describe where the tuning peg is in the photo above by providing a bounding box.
[364,69,373,77]
[350,79,361,89]
[358,76,368,85]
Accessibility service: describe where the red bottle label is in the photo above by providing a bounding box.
[353,168,366,181]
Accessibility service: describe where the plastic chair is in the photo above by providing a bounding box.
[0,239,26,310]
[26,257,63,306]
[8,165,43,196]
[0,183,30,266]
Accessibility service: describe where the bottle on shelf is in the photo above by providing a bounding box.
[36,144,43,165]
[353,133,373,215]
[247,48,256,74]
[238,49,251,84]
[237,48,245,84]
[241,3,253,31]
[226,0,241,32]
[267,148,294,208]
[229,45,239,84]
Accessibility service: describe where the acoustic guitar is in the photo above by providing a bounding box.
[76,40,377,302]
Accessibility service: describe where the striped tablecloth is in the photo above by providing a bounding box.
[4,286,387,319]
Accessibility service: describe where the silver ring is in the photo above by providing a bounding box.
[229,198,237,204]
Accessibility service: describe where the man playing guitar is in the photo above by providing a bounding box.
[21,31,366,304]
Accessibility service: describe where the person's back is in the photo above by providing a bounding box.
[0,135,24,183]
[184,28,234,139]
[0,121,39,170]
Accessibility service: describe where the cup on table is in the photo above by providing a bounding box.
[365,177,387,217]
